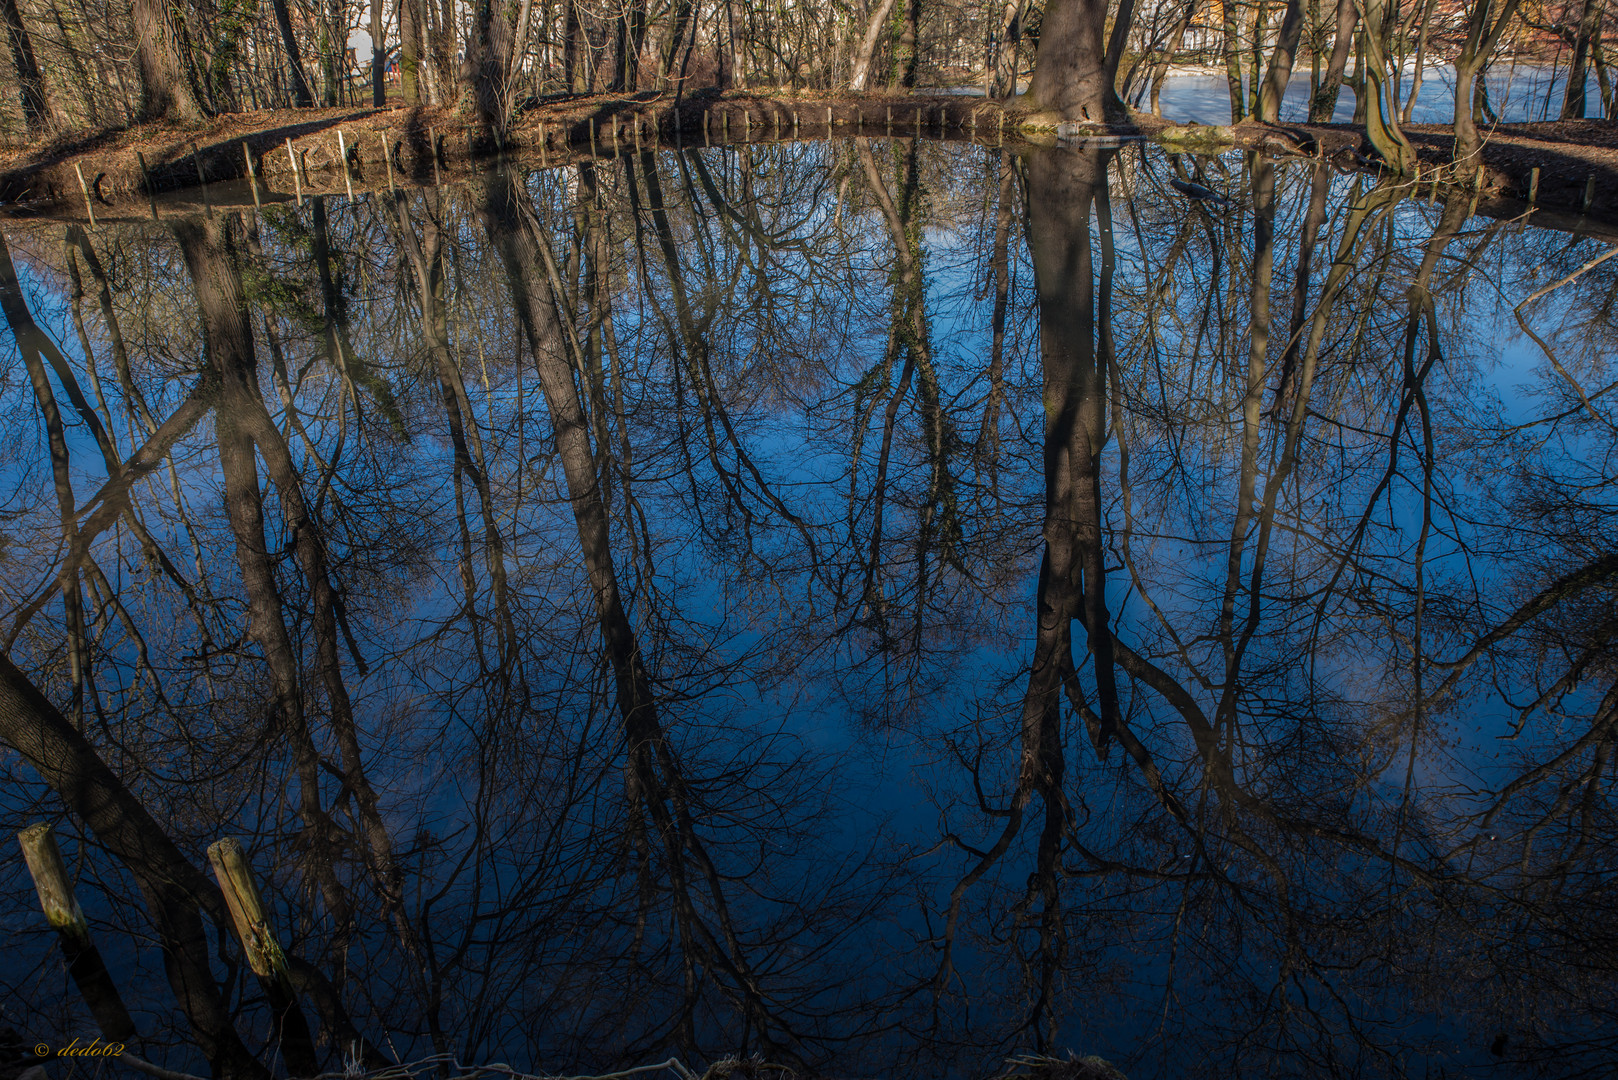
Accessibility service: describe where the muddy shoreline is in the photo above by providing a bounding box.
[3,90,1617,231]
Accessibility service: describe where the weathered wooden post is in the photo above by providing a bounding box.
[1528,166,1540,205]
[429,126,442,188]
[207,838,319,1077]
[243,142,262,212]
[1584,174,1596,211]
[72,163,97,228]
[336,130,355,200]
[135,151,160,219]
[375,132,392,193]
[18,824,137,1043]
[285,138,303,207]
[589,117,598,156]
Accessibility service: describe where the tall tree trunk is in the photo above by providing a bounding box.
[1358,0,1416,173]
[1259,0,1307,121]
[850,0,900,89]
[131,0,205,120]
[1309,0,1355,120]
[372,0,386,104]
[269,0,314,105]
[1027,0,1129,120]
[0,0,52,130]
[400,0,422,101]
[1223,0,1246,120]
[898,0,919,87]
[1454,0,1522,164]
[1563,0,1606,117]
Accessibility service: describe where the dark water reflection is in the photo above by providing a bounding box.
[2,138,1616,1079]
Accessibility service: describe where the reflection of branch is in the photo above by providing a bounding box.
[1512,243,1618,432]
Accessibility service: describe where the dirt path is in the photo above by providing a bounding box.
[3,90,1617,229]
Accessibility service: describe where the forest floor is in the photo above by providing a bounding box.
[2,88,1617,233]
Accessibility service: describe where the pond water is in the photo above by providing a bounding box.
[1,130,1615,1080]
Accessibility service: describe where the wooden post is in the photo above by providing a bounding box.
[826,106,832,136]
[207,838,319,1076]
[1584,173,1596,211]
[243,142,261,212]
[1528,166,1540,204]
[190,141,212,218]
[634,115,642,154]
[970,111,976,139]
[285,138,303,207]
[744,110,750,140]
[72,163,96,227]
[793,110,799,138]
[887,106,893,135]
[18,825,137,1043]
[706,110,712,147]
[429,126,442,188]
[135,150,159,219]
[337,130,354,200]
[590,117,598,156]
[612,113,620,149]
[999,112,1005,146]
[379,133,395,192]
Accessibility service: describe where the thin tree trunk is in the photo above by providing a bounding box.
[1563,0,1605,117]
[2,0,51,129]
[1309,0,1355,120]
[400,0,422,101]
[1224,0,1246,120]
[372,0,386,104]
[269,0,314,105]
[850,0,900,89]
[1259,0,1307,121]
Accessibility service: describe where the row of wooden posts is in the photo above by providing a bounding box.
[71,103,1008,226]
[18,823,300,1049]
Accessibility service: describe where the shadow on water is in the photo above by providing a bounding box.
[1,133,1616,1080]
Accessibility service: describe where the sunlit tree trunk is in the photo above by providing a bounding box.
[1454,0,1522,164]
[850,0,899,89]
[1027,0,1130,120]
[131,0,205,120]
[1259,0,1307,121]
[1309,0,1355,120]
[400,0,422,101]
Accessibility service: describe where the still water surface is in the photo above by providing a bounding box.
[1,115,1615,1080]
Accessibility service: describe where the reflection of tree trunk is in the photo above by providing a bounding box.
[0,653,271,1080]
[481,169,790,1055]
[937,147,1118,1049]
[173,216,429,1054]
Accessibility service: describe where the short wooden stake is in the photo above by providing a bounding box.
[887,106,893,135]
[826,106,833,135]
[793,110,799,138]
[243,142,261,212]
[190,141,212,218]
[429,126,442,188]
[540,125,549,167]
[744,110,751,140]
[1584,173,1596,211]
[18,824,137,1042]
[135,150,159,218]
[705,110,712,147]
[284,139,304,207]
[337,130,354,200]
[208,838,319,1076]
[634,115,642,154]
[379,133,394,192]
[590,117,598,156]
[970,111,977,139]
[915,107,922,135]
[1528,166,1540,204]
[724,112,730,140]
[72,163,96,226]
[999,112,1005,146]
[856,108,862,129]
